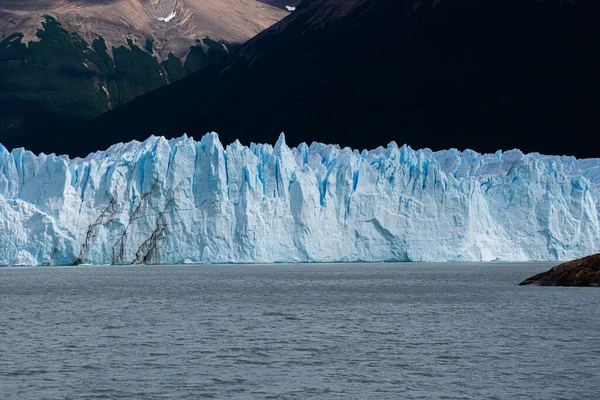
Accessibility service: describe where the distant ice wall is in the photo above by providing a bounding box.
[0,133,599,266]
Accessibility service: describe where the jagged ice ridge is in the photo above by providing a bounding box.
[1,133,599,266]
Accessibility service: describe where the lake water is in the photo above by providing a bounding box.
[1,263,599,399]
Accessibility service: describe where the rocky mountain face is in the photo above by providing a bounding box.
[0,0,293,146]
[32,0,599,159]
[258,0,302,10]
[1,0,294,59]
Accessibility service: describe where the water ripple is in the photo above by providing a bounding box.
[0,263,599,399]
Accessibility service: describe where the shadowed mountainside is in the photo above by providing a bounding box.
[10,0,600,158]
[0,0,292,147]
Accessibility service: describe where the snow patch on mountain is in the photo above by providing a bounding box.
[158,11,177,22]
[0,133,599,266]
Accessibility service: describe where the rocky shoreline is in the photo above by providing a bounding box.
[520,254,600,287]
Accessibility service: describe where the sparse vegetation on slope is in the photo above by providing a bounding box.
[0,17,235,148]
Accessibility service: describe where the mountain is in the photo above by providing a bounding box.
[20,0,598,158]
[1,133,599,266]
[258,0,302,10]
[0,0,295,146]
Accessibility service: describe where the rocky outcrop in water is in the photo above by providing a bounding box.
[520,254,600,287]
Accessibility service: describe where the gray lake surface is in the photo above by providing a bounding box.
[1,262,599,399]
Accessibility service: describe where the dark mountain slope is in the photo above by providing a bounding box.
[20,0,600,158]
[0,0,290,147]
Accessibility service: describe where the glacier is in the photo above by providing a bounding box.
[0,133,599,266]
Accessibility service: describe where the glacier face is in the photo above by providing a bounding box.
[0,133,599,266]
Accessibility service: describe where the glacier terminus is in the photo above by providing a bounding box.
[0,133,599,266]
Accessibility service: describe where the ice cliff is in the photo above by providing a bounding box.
[1,133,599,266]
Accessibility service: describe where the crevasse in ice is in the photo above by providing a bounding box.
[0,133,599,265]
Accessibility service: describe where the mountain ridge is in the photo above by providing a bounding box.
[0,0,298,148]
[0,0,294,59]
[8,0,600,158]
